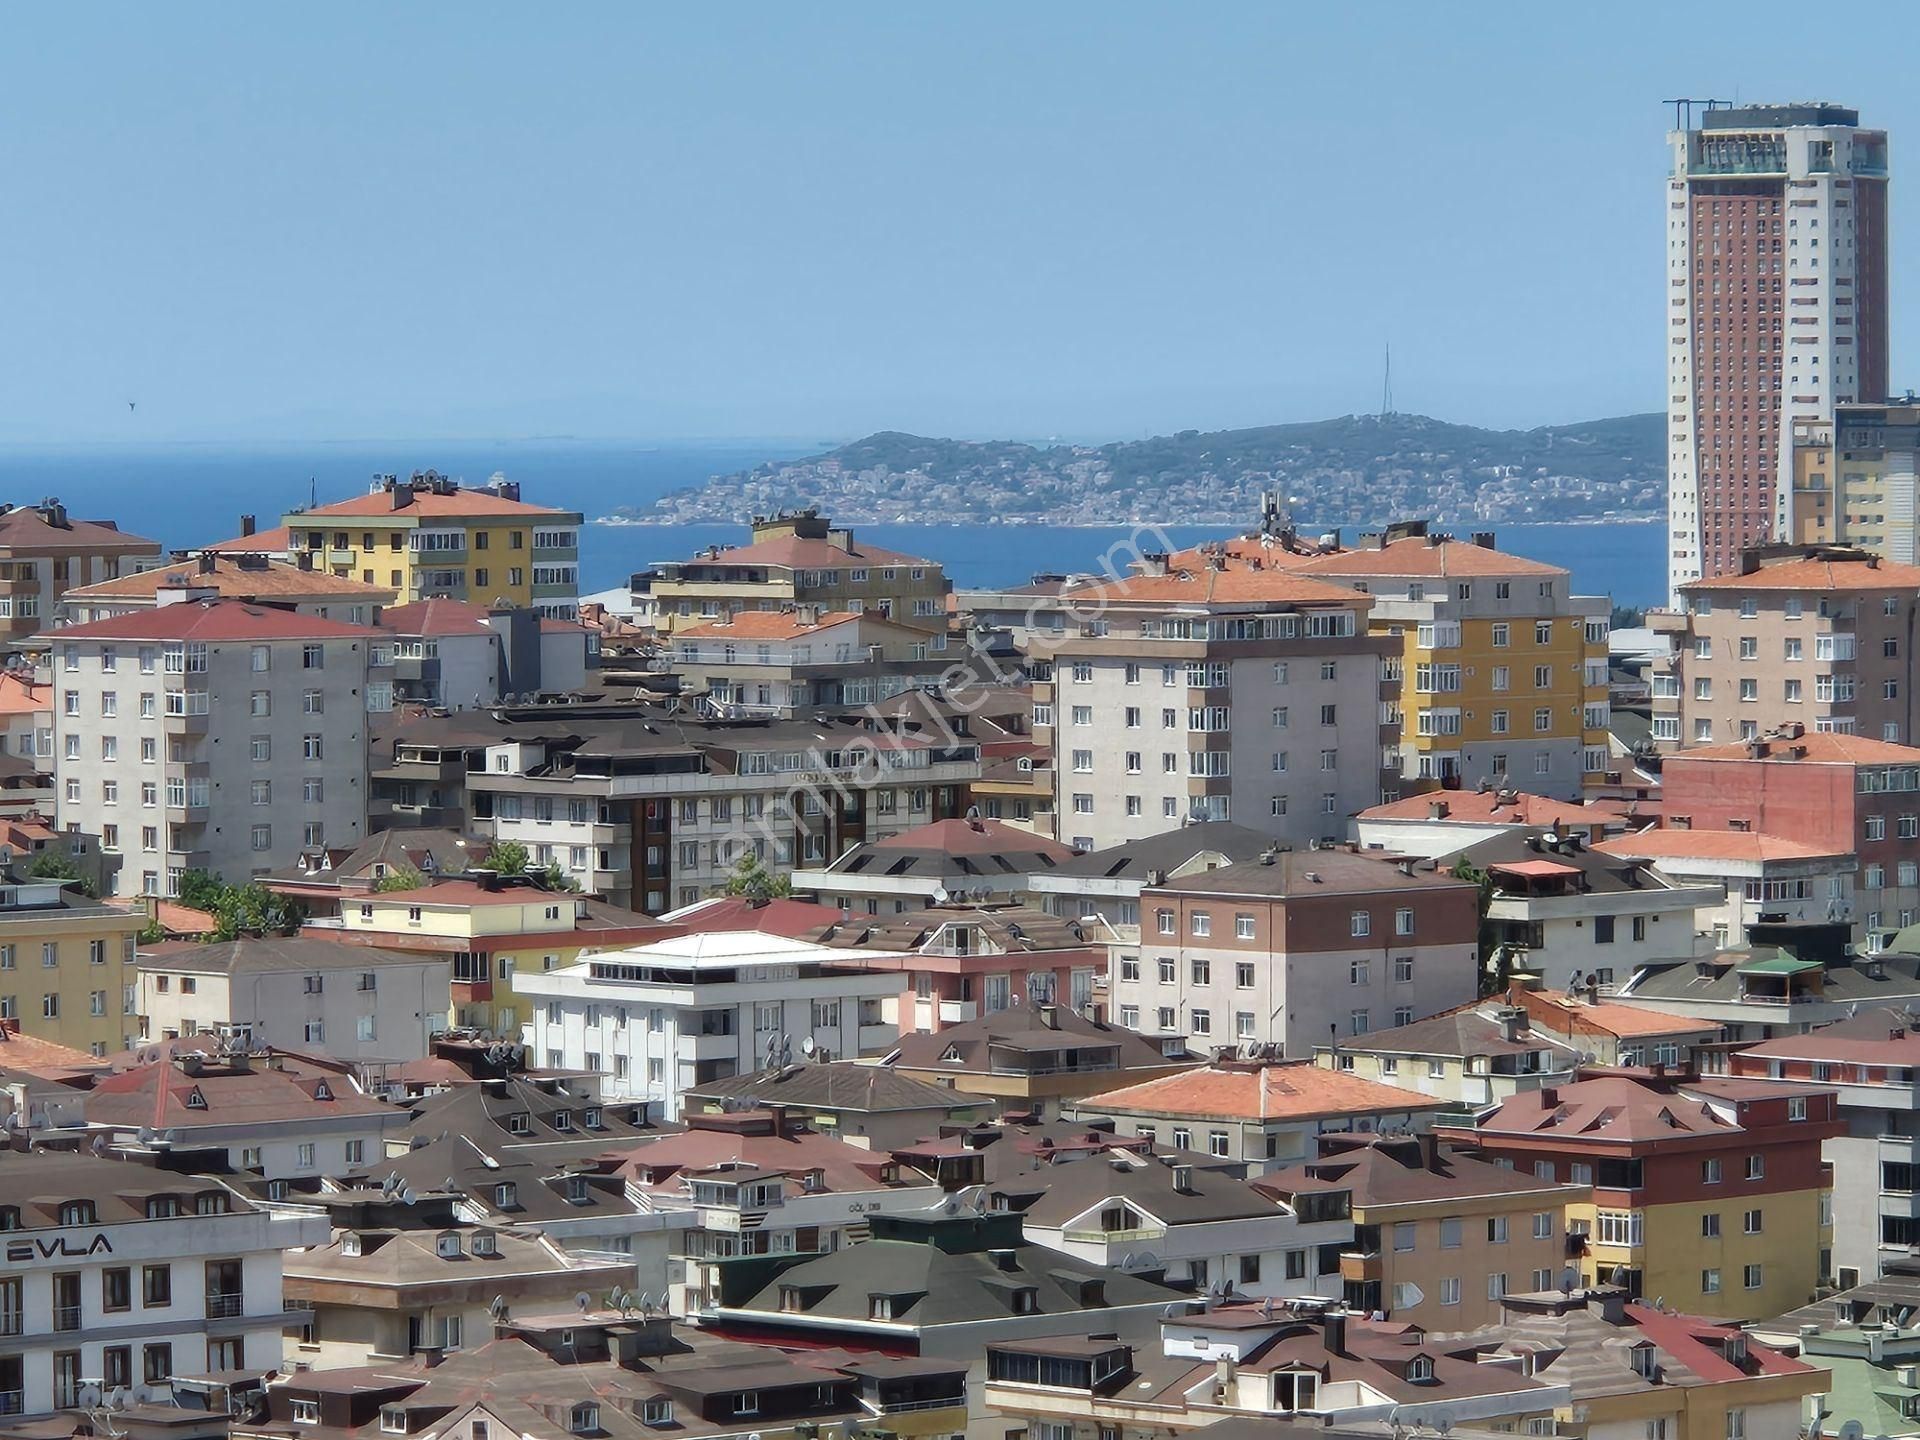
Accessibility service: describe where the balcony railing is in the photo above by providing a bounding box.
[53,1303,81,1331]
[870,1394,967,1414]
[0,1309,18,1337]
[1061,1224,1165,1243]
[0,1391,22,1417]
[206,1290,246,1319]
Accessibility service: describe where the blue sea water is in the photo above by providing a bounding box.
[0,440,1669,608]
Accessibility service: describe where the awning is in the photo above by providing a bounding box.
[1737,956,1822,975]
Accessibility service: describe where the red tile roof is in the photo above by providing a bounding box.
[1736,1007,1920,1064]
[1288,535,1564,579]
[204,525,293,554]
[0,508,158,553]
[1673,732,1920,765]
[1359,788,1631,826]
[88,1054,392,1128]
[1620,1303,1816,1382]
[296,489,571,519]
[1062,566,1366,608]
[665,895,846,938]
[379,598,499,637]
[1593,829,1847,864]
[47,598,381,643]
[1084,1060,1446,1123]
[0,672,49,717]
[0,1017,105,1078]
[66,558,390,603]
[1684,557,1920,591]
[607,1123,921,1194]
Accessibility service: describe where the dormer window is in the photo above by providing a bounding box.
[506,1112,531,1135]
[583,1107,603,1129]
[1405,1355,1435,1383]
[470,1232,498,1257]
[780,1286,805,1312]
[58,1200,95,1226]
[729,1393,759,1417]
[291,1400,320,1426]
[436,1232,463,1258]
[342,1234,362,1257]
[868,1293,894,1320]
[494,1182,518,1209]
[146,1194,180,1219]
[1271,1369,1317,1411]
[184,1087,208,1110]
[569,1404,599,1436]
[380,1408,407,1434]
[565,1176,591,1205]
[641,1399,673,1428]
[195,1190,230,1215]
[552,1110,574,1132]
[0,1206,18,1231]
[1629,1345,1658,1379]
[313,1079,333,1101]
[1011,1287,1039,1315]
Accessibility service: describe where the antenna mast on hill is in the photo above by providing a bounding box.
[1381,343,1393,419]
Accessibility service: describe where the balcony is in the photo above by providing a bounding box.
[0,1308,19,1338]
[1061,1223,1166,1244]
[327,550,356,567]
[532,581,577,600]
[206,1290,246,1319]
[53,1303,81,1331]
[0,1392,21,1418]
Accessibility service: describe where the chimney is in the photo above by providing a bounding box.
[1471,531,1496,550]
[826,529,854,553]
[296,551,314,572]
[1538,1087,1557,1108]
[1038,1004,1059,1030]
[1322,1311,1347,1356]
[1139,552,1170,578]
[989,1248,1018,1272]
[1416,1132,1439,1169]
[391,481,415,511]
[239,514,256,538]
[198,552,216,576]
[180,1053,204,1077]
[1428,800,1449,820]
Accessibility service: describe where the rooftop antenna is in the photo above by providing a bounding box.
[1381,342,1393,419]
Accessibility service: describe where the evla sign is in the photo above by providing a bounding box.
[6,1233,114,1263]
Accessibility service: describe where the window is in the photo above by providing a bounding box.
[1701,1268,1721,1294]
[1439,1276,1461,1306]
[1350,910,1370,937]
[1745,1154,1764,1180]
[1742,1263,1762,1290]
[1701,1158,1721,1184]
[143,1264,172,1306]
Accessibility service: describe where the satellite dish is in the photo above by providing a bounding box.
[91,1135,109,1156]
[575,1290,593,1312]
[1838,1423,1865,1440]
[1432,1413,1455,1438]
[488,1295,508,1321]
[637,1292,656,1317]
[802,1036,818,1057]
[398,1187,417,1206]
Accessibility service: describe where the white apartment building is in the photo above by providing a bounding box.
[0,1152,327,1417]
[48,598,392,898]
[1034,559,1392,852]
[1665,101,1890,597]
[135,936,451,1061]
[514,930,903,1119]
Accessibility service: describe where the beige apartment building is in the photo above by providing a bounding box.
[49,597,393,898]
[1790,401,1920,564]
[639,510,951,634]
[60,551,394,624]
[1650,544,1920,748]
[1034,555,1396,851]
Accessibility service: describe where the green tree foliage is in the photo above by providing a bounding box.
[537,861,580,893]
[372,865,424,893]
[1452,859,1514,997]
[169,871,305,940]
[26,852,97,898]
[177,869,225,913]
[720,852,792,901]
[482,840,529,876]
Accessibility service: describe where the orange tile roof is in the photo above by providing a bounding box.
[294,488,572,519]
[64,557,391,602]
[1083,1060,1446,1123]
[0,1017,104,1077]
[1685,556,1920,591]
[0,672,49,718]
[1672,732,1920,765]
[678,610,865,640]
[1593,829,1847,864]
[1287,535,1564,579]
[204,525,292,554]
[379,598,497,637]
[1061,566,1366,607]
[1510,988,1716,1039]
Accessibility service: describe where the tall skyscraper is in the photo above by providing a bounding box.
[1665,102,1889,601]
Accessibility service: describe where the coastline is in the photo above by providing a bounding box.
[592,511,1666,529]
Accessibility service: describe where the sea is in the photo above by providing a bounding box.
[0,439,1669,608]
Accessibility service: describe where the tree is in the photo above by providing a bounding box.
[209,883,306,942]
[1452,859,1515,998]
[481,840,528,876]
[177,869,225,913]
[27,852,97,899]
[537,861,580,893]
[720,852,792,901]
[136,917,166,946]
[372,865,423,893]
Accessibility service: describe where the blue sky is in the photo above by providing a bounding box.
[2,3,1915,445]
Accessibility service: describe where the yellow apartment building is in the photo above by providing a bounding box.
[308,876,666,1034]
[1283,520,1612,798]
[283,472,583,618]
[0,878,144,1055]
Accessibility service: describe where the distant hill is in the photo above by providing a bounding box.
[614,410,1666,527]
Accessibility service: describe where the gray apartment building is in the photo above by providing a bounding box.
[49,597,391,898]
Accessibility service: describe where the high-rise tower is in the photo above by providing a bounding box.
[1665,101,1889,601]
